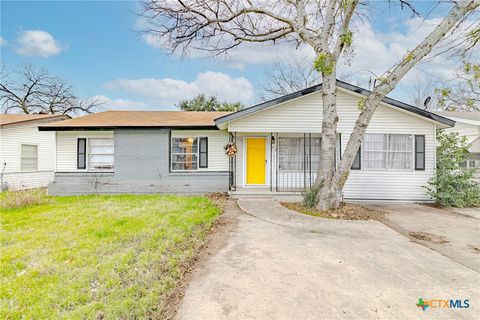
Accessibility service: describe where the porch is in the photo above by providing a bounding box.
[228,132,339,194]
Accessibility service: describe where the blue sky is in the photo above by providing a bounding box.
[0,1,461,110]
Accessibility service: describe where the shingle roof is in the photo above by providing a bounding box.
[0,114,69,128]
[39,110,232,130]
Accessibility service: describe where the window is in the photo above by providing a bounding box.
[77,138,86,169]
[278,137,321,171]
[415,135,425,170]
[171,137,199,171]
[199,137,208,168]
[21,144,38,171]
[351,147,361,170]
[278,137,305,171]
[88,138,114,171]
[362,134,413,170]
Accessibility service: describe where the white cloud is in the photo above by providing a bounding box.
[104,71,254,108]
[0,36,6,46]
[91,95,146,109]
[16,30,64,58]
[142,30,314,70]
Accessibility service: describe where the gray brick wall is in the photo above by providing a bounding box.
[49,129,229,195]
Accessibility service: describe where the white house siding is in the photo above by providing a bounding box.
[228,89,438,201]
[56,131,114,172]
[171,130,230,172]
[0,123,56,190]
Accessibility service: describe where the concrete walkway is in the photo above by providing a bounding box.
[368,203,480,273]
[176,199,480,319]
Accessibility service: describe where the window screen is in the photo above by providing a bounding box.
[88,138,114,171]
[77,138,86,169]
[199,137,208,168]
[415,135,425,170]
[21,144,38,171]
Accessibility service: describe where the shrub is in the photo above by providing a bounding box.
[0,188,49,209]
[302,184,321,208]
[425,131,480,207]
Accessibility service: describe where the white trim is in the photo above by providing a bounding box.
[242,135,270,188]
[19,143,39,172]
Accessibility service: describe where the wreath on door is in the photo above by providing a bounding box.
[225,142,238,157]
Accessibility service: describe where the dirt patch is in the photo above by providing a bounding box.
[160,199,238,320]
[281,202,385,221]
[409,231,449,244]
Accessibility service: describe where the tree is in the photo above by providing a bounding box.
[140,0,479,210]
[177,94,243,111]
[258,56,321,100]
[0,64,102,115]
[425,131,480,207]
[436,59,480,111]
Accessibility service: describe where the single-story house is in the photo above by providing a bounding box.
[0,114,69,190]
[436,111,480,180]
[39,80,455,201]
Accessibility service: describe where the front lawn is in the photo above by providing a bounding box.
[0,193,221,319]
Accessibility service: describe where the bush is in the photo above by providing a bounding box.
[425,131,480,207]
[0,188,49,209]
[302,184,320,208]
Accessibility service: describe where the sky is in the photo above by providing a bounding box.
[0,1,470,111]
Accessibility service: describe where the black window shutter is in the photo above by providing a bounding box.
[351,146,361,170]
[77,138,86,169]
[415,135,425,170]
[199,137,208,168]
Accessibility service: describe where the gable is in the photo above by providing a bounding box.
[227,90,439,134]
[216,80,454,129]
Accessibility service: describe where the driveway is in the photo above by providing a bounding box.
[368,203,480,273]
[176,199,479,319]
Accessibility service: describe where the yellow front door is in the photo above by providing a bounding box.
[246,137,266,185]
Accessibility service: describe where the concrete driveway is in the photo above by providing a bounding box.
[176,200,479,319]
[369,203,480,273]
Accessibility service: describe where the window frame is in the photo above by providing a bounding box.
[170,136,208,172]
[414,135,426,171]
[77,138,87,170]
[20,144,38,172]
[86,138,115,172]
[361,133,415,172]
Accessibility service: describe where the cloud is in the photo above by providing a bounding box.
[0,37,6,46]
[144,32,315,70]
[104,71,254,108]
[91,95,146,109]
[15,30,65,57]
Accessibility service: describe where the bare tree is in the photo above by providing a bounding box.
[436,59,480,111]
[0,64,102,115]
[258,56,321,100]
[407,76,438,110]
[140,0,479,209]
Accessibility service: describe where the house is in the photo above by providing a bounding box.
[436,111,480,177]
[0,114,69,190]
[39,80,455,201]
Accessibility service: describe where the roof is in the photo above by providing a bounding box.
[0,114,69,128]
[436,111,480,125]
[39,110,232,131]
[215,80,455,128]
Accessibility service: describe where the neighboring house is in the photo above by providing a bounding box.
[40,80,455,201]
[436,111,480,178]
[0,114,69,190]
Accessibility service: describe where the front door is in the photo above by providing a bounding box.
[246,137,266,185]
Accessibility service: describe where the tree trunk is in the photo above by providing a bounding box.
[313,0,477,211]
[315,74,340,210]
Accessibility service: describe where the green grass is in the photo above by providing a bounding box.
[0,193,221,319]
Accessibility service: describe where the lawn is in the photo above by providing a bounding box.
[0,192,222,319]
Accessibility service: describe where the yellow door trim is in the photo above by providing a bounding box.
[245,137,266,185]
